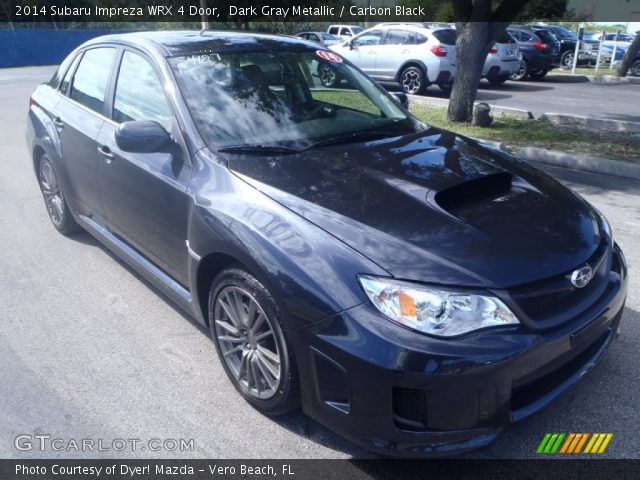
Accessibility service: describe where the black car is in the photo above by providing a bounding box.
[508,26,562,80]
[27,31,627,457]
[542,25,600,68]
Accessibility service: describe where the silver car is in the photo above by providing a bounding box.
[329,24,456,94]
[482,31,522,85]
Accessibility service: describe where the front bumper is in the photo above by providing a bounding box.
[293,244,627,457]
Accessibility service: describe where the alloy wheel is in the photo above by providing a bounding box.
[213,286,282,400]
[401,69,422,94]
[39,160,65,227]
[562,52,574,68]
[318,64,337,87]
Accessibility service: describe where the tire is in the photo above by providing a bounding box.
[399,66,426,95]
[511,59,529,81]
[631,60,640,77]
[318,63,340,88]
[37,154,80,235]
[437,82,452,92]
[487,76,509,86]
[208,267,300,415]
[529,69,549,80]
[561,50,575,68]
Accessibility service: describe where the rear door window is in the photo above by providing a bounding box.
[328,27,339,35]
[383,30,414,45]
[69,47,116,114]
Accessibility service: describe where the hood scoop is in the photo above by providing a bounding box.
[431,172,514,216]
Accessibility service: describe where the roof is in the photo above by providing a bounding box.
[83,30,319,57]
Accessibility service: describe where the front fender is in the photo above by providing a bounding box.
[186,153,387,330]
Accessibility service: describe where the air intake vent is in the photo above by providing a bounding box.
[434,172,513,213]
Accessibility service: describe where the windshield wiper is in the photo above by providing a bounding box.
[306,130,396,150]
[218,144,302,155]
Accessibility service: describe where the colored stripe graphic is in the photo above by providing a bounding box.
[537,433,612,454]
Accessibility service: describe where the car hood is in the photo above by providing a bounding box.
[225,128,602,288]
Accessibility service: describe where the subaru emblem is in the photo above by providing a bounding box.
[571,265,593,288]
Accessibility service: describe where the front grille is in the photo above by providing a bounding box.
[508,244,612,329]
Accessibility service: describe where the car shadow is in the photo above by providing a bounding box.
[68,229,210,337]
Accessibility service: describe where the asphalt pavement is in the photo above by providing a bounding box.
[1,66,639,459]
[421,75,640,122]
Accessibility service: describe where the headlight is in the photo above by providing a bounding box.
[358,275,519,337]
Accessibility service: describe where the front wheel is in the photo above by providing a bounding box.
[209,267,299,415]
[511,59,529,81]
[38,155,80,235]
[561,51,575,68]
[399,66,426,94]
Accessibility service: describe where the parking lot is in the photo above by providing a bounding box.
[1,66,639,459]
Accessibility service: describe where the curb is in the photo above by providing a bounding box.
[538,113,640,133]
[589,74,640,85]
[408,94,534,120]
[550,73,640,85]
[518,147,640,181]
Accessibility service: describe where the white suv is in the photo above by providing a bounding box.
[328,24,456,94]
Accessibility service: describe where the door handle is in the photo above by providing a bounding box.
[97,146,114,163]
[53,117,64,129]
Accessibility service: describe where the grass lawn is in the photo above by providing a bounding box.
[409,104,640,164]
[309,88,640,164]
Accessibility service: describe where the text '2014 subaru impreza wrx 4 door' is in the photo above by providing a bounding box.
[27,31,627,457]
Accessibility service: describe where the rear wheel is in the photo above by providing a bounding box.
[487,76,509,86]
[38,155,80,235]
[208,267,299,415]
[437,82,452,93]
[511,59,529,81]
[529,69,549,80]
[631,60,640,77]
[400,66,426,95]
[318,63,340,87]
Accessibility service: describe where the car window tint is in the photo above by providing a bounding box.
[113,51,173,132]
[432,29,457,45]
[328,27,338,35]
[310,34,319,42]
[59,54,82,95]
[415,33,428,44]
[383,30,413,45]
[340,27,352,36]
[353,30,383,46]
[69,48,115,114]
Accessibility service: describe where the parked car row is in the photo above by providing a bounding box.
[296,24,638,94]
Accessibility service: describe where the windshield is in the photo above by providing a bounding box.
[321,33,340,40]
[170,50,419,149]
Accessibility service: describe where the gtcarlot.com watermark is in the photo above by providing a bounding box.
[15,434,194,452]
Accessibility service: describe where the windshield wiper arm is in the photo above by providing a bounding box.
[218,144,302,155]
[306,131,395,150]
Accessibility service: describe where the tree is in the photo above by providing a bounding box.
[447,0,530,122]
[616,32,640,77]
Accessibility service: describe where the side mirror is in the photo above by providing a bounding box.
[115,120,171,153]
[391,92,409,109]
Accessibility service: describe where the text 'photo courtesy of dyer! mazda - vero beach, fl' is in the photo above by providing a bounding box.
[2,0,640,479]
